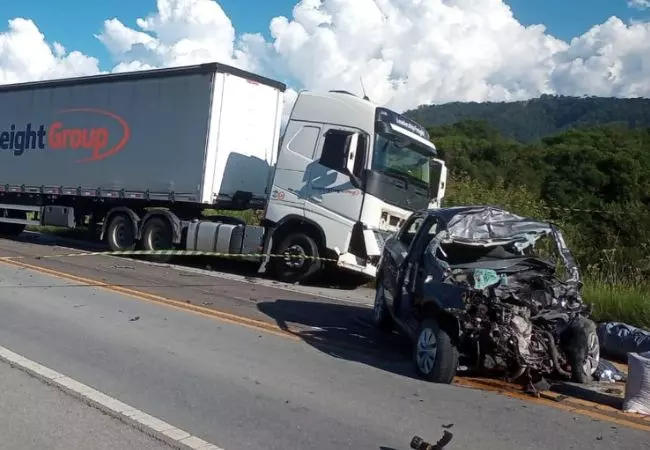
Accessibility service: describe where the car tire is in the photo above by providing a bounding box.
[272,232,322,284]
[413,318,459,384]
[563,316,600,384]
[372,282,393,332]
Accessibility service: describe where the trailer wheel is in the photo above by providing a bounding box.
[106,214,136,252]
[272,232,322,283]
[0,210,26,236]
[140,217,174,263]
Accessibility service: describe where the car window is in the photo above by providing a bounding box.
[399,215,440,248]
[419,219,442,255]
[398,216,425,247]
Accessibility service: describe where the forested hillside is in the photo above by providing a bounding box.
[431,119,650,328]
[404,95,650,143]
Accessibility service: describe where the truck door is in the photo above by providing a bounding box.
[265,121,323,223]
[304,126,367,251]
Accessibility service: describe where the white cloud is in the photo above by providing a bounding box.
[0,0,649,114]
[0,18,99,84]
[628,0,650,10]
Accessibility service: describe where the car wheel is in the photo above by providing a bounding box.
[564,317,600,384]
[372,282,393,332]
[413,318,459,384]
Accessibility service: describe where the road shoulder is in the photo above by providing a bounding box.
[0,344,222,450]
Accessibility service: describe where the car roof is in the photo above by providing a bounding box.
[417,205,503,226]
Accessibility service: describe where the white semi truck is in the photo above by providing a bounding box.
[0,62,447,283]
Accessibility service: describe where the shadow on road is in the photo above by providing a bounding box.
[257,298,419,380]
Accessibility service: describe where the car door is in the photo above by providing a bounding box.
[380,212,427,314]
[394,214,441,321]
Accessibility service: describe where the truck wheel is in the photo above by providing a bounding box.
[272,232,322,283]
[372,282,393,332]
[413,318,459,384]
[0,210,26,236]
[106,214,136,252]
[140,217,174,263]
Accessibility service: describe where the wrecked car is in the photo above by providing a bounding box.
[373,205,600,385]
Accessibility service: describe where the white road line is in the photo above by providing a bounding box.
[0,344,224,450]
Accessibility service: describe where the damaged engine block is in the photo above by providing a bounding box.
[451,266,587,380]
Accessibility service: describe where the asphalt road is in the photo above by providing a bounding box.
[0,360,171,450]
[0,235,648,450]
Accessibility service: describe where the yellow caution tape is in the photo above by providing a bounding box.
[0,249,338,262]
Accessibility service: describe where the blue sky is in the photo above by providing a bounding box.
[1,0,649,69]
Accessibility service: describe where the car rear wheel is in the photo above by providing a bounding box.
[414,318,459,384]
[372,282,393,332]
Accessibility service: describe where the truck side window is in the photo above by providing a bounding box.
[286,125,320,159]
[320,129,351,172]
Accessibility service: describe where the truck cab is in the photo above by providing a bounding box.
[263,90,447,282]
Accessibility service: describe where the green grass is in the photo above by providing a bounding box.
[583,278,650,330]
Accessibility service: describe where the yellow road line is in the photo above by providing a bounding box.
[1,256,649,432]
[455,378,650,432]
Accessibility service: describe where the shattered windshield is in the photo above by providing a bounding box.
[372,132,430,186]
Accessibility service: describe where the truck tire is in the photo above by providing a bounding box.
[0,210,26,236]
[140,217,174,263]
[413,318,459,384]
[106,214,136,252]
[272,232,322,283]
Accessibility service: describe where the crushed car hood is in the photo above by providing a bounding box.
[431,206,580,285]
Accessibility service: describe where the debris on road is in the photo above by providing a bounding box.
[594,359,627,383]
[410,430,453,450]
[598,322,650,361]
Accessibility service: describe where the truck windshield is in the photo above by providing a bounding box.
[372,132,430,187]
